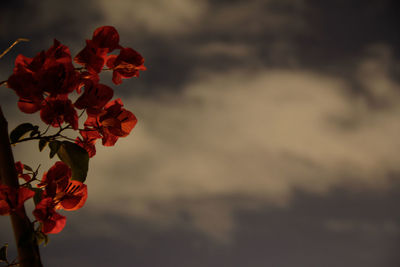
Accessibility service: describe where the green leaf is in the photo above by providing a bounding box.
[49,140,61,159]
[31,188,43,205]
[23,164,33,172]
[35,231,49,246]
[29,126,40,137]
[0,244,7,263]
[9,123,36,144]
[56,141,89,182]
[39,139,48,152]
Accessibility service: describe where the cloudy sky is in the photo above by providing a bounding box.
[1,0,400,266]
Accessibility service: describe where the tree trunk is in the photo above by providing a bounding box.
[0,107,43,267]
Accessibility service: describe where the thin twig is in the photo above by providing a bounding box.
[41,125,51,136]
[0,38,29,59]
[11,124,76,145]
[78,109,86,118]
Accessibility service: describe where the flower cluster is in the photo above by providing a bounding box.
[33,161,87,233]
[8,26,144,155]
[1,26,145,236]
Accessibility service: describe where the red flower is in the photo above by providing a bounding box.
[15,161,31,182]
[39,40,80,96]
[74,26,121,73]
[38,162,88,211]
[74,81,114,115]
[77,71,100,93]
[85,98,137,146]
[106,47,146,85]
[38,60,79,96]
[0,185,34,216]
[16,97,44,114]
[75,129,101,158]
[7,39,79,113]
[74,40,108,73]
[40,96,78,129]
[38,161,70,197]
[7,61,44,113]
[33,198,66,234]
[92,26,121,52]
[53,180,88,211]
[45,39,73,64]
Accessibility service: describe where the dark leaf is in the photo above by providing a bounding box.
[29,126,40,137]
[9,123,36,144]
[31,188,43,205]
[23,164,33,172]
[39,139,48,152]
[57,141,89,182]
[0,244,7,263]
[35,231,49,246]
[44,234,49,246]
[49,141,61,159]
[36,232,45,246]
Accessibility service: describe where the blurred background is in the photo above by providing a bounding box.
[1,0,400,266]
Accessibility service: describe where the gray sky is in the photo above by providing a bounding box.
[1,0,400,266]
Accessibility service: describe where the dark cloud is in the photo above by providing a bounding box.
[1,0,399,94]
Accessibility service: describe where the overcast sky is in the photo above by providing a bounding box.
[1,1,400,266]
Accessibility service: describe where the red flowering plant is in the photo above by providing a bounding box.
[0,26,145,266]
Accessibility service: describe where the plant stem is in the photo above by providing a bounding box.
[0,106,42,267]
[0,38,29,59]
[11,123,72,145]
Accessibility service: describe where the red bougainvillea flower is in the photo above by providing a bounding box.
[106,47,146,85]
[15,161,31,182]
[45,39,73,63]
[7,60,44,113]
[38,161,70,197]
[38,60,79,96]
[75,129,101,157]
[14,161,24,173]
[33,197,66,234]
[92,26,121,52]
[7,40,79,114]
[74,26,121,73]
[0,185,34,216]
[16,96,44,114]
[38,162,88,211]
[74,40,108,73]
[74,81,114,115]
[85,98,137,146]
[53,180,88,211]
[40,96,78,129]
[77,71,100,93]
[38,40,80,96]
